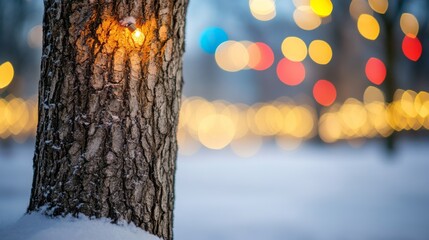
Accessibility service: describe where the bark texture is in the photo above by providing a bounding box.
[28,1,188,239]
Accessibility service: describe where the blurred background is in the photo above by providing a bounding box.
[1,0,429,239]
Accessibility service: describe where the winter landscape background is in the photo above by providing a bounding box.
[1,140,429,240]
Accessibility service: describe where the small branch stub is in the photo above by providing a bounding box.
[120,16,144,45]
[120,16,137,31]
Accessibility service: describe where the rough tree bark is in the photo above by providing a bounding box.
[27,0,188,239]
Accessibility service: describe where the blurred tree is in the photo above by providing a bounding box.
[27,1,188,239]
[379,0,428,151]
[380,0,404,151]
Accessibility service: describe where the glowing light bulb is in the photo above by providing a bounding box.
[133,29,141,37]
[131,28,145,45]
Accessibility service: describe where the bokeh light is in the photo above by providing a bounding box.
[200,27,228,54]
[2,90,429,146]
[319,112,342,143]
[357,14,380,40]
[368,0,388,14]
[313,79,336,106]
[254,105,283,135]
[363,86,385,104]
[292,106,316,138]
[0,99,8,138]
[276,136,302,151]
[339,99,368,134]
[230,135,263,157]
[310,0,333,18]
[215,40,249,72]
[349,0,372,20]
[402,36,422,62]
[293,6,322,31]
[276,58,306,86]
[415,92,429,118]
[27,25,43,49]
[198,114,235,150]
[0,96,38,140]
[177,129,201,156]
[249,0,276,21]
[400,13,419,38]
[292,0,310,7]
[6,98,29,136]
[365,57,386,85]
[309,40,332,65]
[0,61,15,89]
[281,36,307,62]
[247,42,274,71]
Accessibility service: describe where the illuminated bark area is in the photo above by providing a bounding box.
[28,1,187,239]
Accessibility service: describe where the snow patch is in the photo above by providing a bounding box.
[0,213,161,240]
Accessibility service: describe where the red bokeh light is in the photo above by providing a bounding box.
[248,42,274,71]
[365,57,386,85]
[313,80,337,107]
[402,36,422,61]
[276,58,306,86]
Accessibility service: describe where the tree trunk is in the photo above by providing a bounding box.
[28,1,188,239]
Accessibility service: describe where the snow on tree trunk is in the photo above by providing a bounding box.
[28,1,188,239]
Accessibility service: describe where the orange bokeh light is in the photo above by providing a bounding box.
[365,57,386,85]
[402,36,422,62]
[313,79,336,106]
[276,58,306,86]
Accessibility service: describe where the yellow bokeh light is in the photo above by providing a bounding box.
[249,0,276,21]
[0,61,14,89]
[357,14,380,40]
[215,41,249,72]
[198,114,235,150]
[319,113,342,143]
[223,104,249,139]
[185,97,217,137]
[363,86,385,104]
[308,40,332,65]
[400,13,419,38]
[178,98,191,129]
[293,6,322,31]
[340,99,367,131]
[366,102,389,135]
[415,92,429,118]
[3,90,429,147]
[291,106,315,138]
[281,36,307,62]
[401,90,418,118]
[254,105,283,136]
[368,0,388,14]
[279,105,297,135]
[25,99,38,135]
[0,99,8,135]
[6,98,29,135]
[310,0,333,17]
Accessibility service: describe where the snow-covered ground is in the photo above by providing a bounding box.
[2,213,160,240]
[1,140,429,240]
